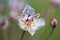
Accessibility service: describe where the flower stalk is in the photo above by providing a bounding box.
[0,29,7,40]
[20,31,25,40]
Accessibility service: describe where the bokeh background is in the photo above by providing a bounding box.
[0,0,60,40]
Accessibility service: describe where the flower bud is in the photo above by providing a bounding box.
[50,18,57,28]
[0,17,9,29]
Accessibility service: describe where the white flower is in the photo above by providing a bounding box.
[16,4,45,36]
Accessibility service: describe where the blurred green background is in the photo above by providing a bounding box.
[0,0,60,40]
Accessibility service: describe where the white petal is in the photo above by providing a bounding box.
[22,4,35,15]
[34,13,40,18]
[18,16,28,31]
[31,18,45,30]
[18,17,24,29]
[28,28,36,36]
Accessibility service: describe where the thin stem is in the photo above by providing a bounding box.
[20,31,25,40]
[1,29,7,40]
[46,28,55,40]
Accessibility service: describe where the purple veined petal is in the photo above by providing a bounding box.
[22,4,35,15]
[31,18,45,30]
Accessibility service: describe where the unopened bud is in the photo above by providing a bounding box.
[50,18,57,28]
[0,17,9,29]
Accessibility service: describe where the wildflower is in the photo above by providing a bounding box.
[16,4,45,36]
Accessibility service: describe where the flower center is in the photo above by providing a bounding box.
[26,18,29,22]
[25,18,31,27]
[28,14,31,17]
[22,18,31,28]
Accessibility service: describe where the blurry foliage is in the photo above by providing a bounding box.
[0,0,60,40]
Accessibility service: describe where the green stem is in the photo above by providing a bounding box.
[46,28,55,40]
[20,31,25,40]
[1,29,7,40]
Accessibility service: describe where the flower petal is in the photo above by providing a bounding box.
[34,13,40,18]
[28,28,36,36]
[31,18,45,30]
[18,16,28,31]
[22,4,35,15]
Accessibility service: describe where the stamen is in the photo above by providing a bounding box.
[27,23,28,25]
[26,18,29,22]
[32,19,33,21]
[28,14,31,17]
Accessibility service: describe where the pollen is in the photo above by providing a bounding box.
[22,20,26,26]
[26,22,30,27]
[22,20,31,28]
